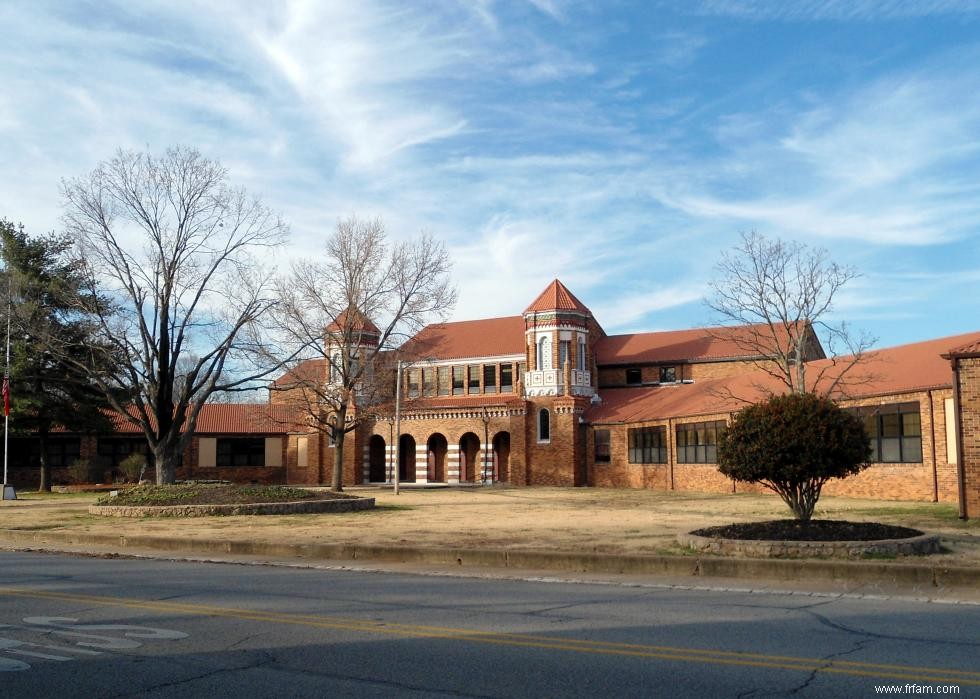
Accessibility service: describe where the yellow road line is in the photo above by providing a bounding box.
[1,586,977,685]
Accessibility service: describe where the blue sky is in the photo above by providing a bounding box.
[2,1,979,350]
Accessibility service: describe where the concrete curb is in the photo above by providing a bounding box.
[1,528,978,590]
[678,532,942,559]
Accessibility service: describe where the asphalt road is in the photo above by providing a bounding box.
[0,551,977,698]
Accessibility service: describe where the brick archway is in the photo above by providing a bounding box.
[458,432,480,483]
[427,433,447,483]
[492,431,510,483]
[368,435,386,483]
[398,434,416,483]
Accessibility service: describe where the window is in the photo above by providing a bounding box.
[577,337,586,370]
[9,438,83,470]
[852,402,922,463]
[97,438,150,469]
[407,369,420,398]
[538,409,550,442]
[47,439,82,467]
[538,336,552,370]
[500,363,513,393]
[438,366,450,396]
[594,429,611,463]
[422,368,436,397]
[329,352,341,383]
[626,368,642,385]
[452,366,465,395]
[659,366,677,383]
[676,421,725,463]
[559,340,570,368]
[216,438,265,467]
[483,364,497,394]
[468,364,481,394]
[628,426,667,464]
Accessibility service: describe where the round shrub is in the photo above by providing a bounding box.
[718,392,872,522]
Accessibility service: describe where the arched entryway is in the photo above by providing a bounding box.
[399,435,416,483]
[427,433,447,483]
[458,432,480,482]
[492,431,510,483]
[368,435,386,483]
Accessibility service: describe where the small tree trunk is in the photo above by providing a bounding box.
[331,406,347,492]
[37,427,51,493]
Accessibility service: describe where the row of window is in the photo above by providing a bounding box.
[599,421,726,465]
[407,362,527,398]
[625,365,679,386]
[848,402,923,464]
[7,437,267,469]
[535,335,588,371]
[598,402,925,466]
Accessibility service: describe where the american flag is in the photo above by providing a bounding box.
[2,372,9,417]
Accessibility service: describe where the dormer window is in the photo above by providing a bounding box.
[659,366,677,383]
[626,368,642,385]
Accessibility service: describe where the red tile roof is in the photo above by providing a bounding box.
[270,358,326,388]
[108,403,305,434]
[524,279,591,314]
[401,316,526,361]
[944,338,980,358]
[595,323,809,365]
[587,330,980,424]
[327,307,380,335]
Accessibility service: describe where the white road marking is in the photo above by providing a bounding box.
[0,616,188,672]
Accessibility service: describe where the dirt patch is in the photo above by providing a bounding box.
[692,520,924,542]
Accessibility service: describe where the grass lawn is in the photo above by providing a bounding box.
[1,486,977,564]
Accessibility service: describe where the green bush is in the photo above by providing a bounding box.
[118,453,147,483]
[67,458,94,485]
[718,392,872,522]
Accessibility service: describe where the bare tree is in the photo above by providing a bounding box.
[707,232,876,396]
[270,216,455,491]
[60,146,289,484]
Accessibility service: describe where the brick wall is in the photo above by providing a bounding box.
[955,357,980,517]
[180,434,287,485]
[824,390,953,502]
[588,388,957,504]
[522,396,587,486]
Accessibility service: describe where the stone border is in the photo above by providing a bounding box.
[89,497,375,518]
[678,532,941,559]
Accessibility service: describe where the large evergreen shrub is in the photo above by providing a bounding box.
[718,392,872,522]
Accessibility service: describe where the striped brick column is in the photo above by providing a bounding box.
[414,445,428,484]
[447,444,460,483]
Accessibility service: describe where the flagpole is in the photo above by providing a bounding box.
[3,273,11,497]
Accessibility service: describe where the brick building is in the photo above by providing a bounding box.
[9,279,980,517]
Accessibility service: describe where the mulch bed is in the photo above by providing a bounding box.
[692,520,924,542]
[96,484,356,507]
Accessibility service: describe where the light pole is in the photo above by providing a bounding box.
[393,360,402,495]
[385,415,394,485]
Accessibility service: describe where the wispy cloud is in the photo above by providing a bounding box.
[688,0,980,21]
[1,0,979,348]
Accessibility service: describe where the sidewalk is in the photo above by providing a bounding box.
[2,487,979,598]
